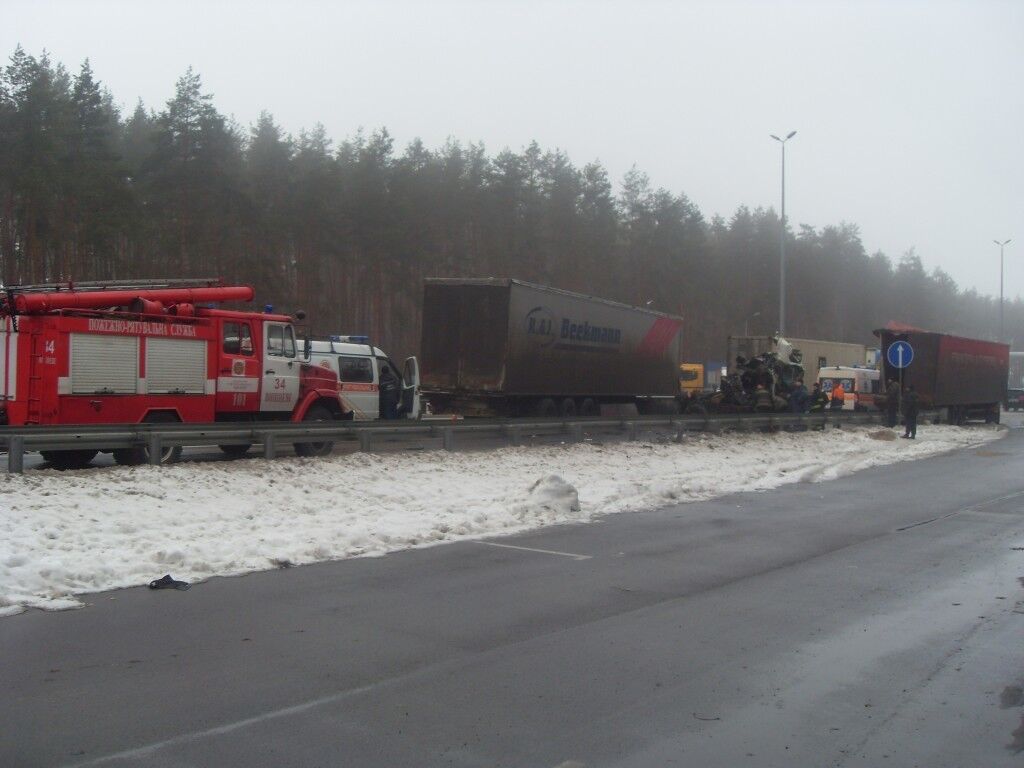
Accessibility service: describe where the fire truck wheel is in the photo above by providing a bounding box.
[579,398,600,417]
[40,449,98,470]
[113,413,183,466]
[218,444,252,458]
[295,403,335,458]
[559,398,577,418]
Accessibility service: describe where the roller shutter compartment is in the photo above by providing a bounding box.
[145,337,206,394]
[70,333,139,394]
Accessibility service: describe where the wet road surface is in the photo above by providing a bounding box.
[3,422,1024,767]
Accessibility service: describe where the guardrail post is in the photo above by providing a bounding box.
[148,434,163,466]
[358,432,372,451]
[568,423,584,442]
[263,433,275,459]
[7,436,24,474]
[624,421,637,441]
[506,426,521,447]
[443,428,455,451]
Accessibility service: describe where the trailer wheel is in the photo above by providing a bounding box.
[114,412,183,466]
[535,398,558,418]
[559,398,577,418]
[40,449,98,471]
[580,398,600,417]
[218,444,252,458]
[295,403,335,457]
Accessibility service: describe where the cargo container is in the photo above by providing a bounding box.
[420,278,684,417]
[875,326,1008,424]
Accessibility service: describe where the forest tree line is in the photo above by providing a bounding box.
[0,47,1019,364]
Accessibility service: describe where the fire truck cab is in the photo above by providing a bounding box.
[303,336,421,420]
[0,279,349,469]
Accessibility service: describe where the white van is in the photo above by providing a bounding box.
[817,365,881,411]
[303,336,421,420]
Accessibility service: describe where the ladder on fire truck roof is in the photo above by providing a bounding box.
[1,277,224,295]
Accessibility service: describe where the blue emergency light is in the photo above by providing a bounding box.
[263,304,274,314]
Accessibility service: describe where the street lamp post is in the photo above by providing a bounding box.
[770,131,797,335]
[994,238,1012,341]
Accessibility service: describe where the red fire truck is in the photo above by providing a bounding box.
[0,278,349,468]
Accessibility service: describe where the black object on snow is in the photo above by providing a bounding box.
[148,574,191,591]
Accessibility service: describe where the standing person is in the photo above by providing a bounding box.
[789,379,808,413]
[830,381,846,410]
[901,384,920,439]
[885,378,900,428]
[378,363,400,419]
[809,382,828,412]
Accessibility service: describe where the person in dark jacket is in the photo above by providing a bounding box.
[378,363,400,419]
[885,378,900,428]
[809,382,829,412]
[901,384,920,439]
[789,379,808,413]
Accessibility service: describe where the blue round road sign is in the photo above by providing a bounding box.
[887,340,914,369]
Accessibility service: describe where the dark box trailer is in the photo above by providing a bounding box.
[420,278,684,416]
[876,328,1008,423]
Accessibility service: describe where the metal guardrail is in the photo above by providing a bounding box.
[0,411,883,473]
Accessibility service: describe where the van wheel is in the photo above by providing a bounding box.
[535,398,558,418]
[559,398,577,418]
[114,412,183,466]
[40,449,98,470]
[295,403,335,457]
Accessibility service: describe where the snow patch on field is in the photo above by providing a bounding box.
[0,424,1002,614]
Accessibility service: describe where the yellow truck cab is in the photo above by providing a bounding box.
[679,363,705,396]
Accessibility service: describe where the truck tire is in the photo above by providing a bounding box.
[579,398,600,417]
[40,449,98,470]
[559,398,577,418]
[295,403,335,458]
[535,398,557,418]
[218,444,252,458]
[114,412,183,466]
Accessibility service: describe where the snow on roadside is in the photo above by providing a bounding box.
[0,424,1003,615]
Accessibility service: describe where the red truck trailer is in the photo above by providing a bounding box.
[875,325,1008,424]
[0,278,348,468]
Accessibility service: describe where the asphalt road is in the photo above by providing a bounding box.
[4,423,1024,767]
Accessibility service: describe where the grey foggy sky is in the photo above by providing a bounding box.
[5,0,1022,299]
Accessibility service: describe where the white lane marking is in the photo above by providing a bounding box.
[972,489,1024,510]
[58,681,382,767]
[476,541,592,561]
[897,489,1024,531]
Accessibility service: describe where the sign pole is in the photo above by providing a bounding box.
[898,345,903,420]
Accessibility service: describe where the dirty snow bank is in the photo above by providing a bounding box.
[0,424,1002,614]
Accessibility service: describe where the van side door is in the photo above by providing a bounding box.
[401,356,420,418]
[337,354,378,420]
